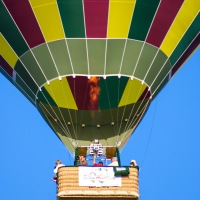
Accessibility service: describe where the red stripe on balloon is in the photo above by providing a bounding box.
[0,56,13,77]
[83,0,109,38]
[3,0,45,48]
[138,87,151,101]
[146,0,184,47]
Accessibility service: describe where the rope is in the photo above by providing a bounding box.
[104,79,116,146]
[115,0,161,145]
[140,98,157,169]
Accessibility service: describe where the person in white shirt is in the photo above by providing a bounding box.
[52,160,65,182]
[108,157,119,166]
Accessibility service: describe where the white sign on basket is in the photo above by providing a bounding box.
[79,167,121,187]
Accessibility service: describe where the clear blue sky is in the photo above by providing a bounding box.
[0,48,199,200]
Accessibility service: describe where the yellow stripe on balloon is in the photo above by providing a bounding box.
[44,78,78,110]
[29,0,65,42]
[0,34,18,68]
[160,0,200,57]
[119,78,146,107]
[108,0,136,38]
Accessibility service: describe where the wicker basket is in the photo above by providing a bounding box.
[57,167,139,200]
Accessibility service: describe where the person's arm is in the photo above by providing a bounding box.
[93,156,96,165]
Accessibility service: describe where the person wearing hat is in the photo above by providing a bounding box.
[130,160,137,166]
[93,156,103,166]
[93,156,103,167]
[94,161,103,166]
[130,160,139,170]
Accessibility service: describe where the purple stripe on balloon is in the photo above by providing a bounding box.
[146,0,184,47]
[83,0,109,38]
[4,0,45,48]
[0,55,13,77]
[67,76,99,110]
[138,87,151,101]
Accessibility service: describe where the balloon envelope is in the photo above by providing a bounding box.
[0,0,199,154]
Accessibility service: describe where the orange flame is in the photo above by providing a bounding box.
[88,77,100,110]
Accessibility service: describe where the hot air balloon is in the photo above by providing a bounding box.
[0,0,199,199]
